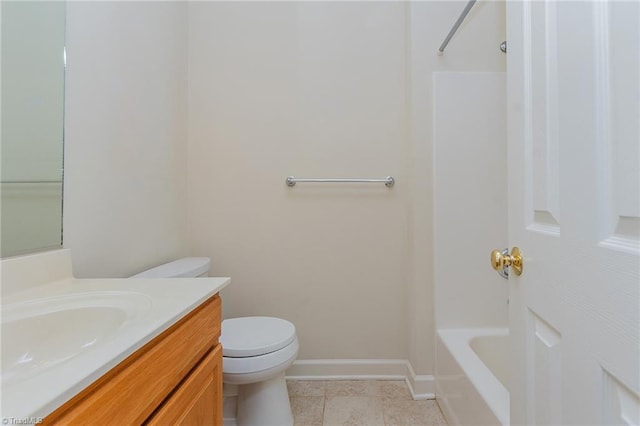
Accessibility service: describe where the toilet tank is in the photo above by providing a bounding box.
[130,257,210,278]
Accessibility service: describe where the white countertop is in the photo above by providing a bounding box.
[1,275,230,420]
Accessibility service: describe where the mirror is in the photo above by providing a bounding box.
[1,1,66,257]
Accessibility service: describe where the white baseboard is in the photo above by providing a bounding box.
[405,361,436,400]
[285,359,434,401]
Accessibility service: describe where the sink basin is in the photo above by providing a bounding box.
[1,292,151,386]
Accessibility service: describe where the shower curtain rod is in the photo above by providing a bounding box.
[438,0,477,55]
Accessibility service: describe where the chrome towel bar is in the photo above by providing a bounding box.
[286,176,395,188]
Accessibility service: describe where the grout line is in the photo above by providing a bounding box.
[321,395,326,426]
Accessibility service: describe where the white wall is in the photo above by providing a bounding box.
[63,2,190,278]
[433,72,508,329]
[188,2,410,362]
[187,1,506,379]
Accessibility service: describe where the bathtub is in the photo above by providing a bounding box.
[436,328,509,426]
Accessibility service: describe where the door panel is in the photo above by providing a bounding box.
[528,310,562,426]
[594,0,640,251]
[507,0,640,424]
[603,370,640,425]
[528,0,560,231]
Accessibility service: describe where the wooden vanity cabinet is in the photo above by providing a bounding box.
[145,345,222,425]
[43,295,223,426]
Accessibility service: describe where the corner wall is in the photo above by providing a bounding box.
[63,2,190,278]
[188,2,410,364]
[187,1,506,386]
[433,72,508,329]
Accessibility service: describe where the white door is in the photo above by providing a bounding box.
[506,0,640,425]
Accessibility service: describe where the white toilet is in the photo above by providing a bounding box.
[221,317,298,426]
[131,257,299,426]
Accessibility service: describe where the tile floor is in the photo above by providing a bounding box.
[287,380,448,426]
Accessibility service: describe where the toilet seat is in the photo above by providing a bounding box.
[223,338,299,375]
[221,317,298,377]
[221,316,296,357]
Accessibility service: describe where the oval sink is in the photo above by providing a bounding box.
[1,292,151,386]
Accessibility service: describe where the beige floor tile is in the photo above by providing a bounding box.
[288,380,327,397]
[323,396,385,426]
[324,380,378,397]
[284,380,447,426]
[376,380,413,400]
[290,396,324,426]
[382,398,448,426]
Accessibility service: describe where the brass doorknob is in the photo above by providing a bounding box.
[490,247,523,276]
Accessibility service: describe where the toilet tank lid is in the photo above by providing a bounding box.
[130,257,210,278]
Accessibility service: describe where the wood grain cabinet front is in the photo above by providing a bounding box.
[146,345,222,426]
[43,295,222,426]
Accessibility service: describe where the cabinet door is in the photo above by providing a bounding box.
[44,296,222,426]
[147,345,223,426]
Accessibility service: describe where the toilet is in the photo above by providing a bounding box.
[131,258,299,426]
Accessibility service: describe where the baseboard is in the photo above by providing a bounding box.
[405,361,436,400]
[285,359,435,400]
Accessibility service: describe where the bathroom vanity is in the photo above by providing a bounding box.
[1,250,229,425]
[43,295,222,425]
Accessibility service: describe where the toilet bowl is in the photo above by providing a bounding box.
[221,316,298,426]
[131,258,298,426]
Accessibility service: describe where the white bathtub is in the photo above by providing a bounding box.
[436,328,509,426]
